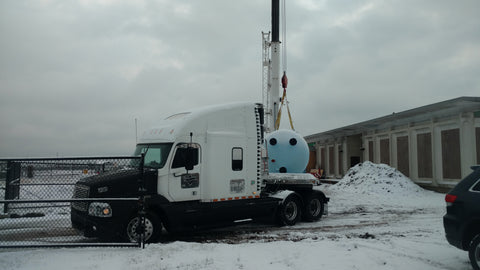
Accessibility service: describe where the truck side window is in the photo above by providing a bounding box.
[172,144,199,169]
[232,147,243,171]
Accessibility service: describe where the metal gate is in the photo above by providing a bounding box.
[0,156,146,248]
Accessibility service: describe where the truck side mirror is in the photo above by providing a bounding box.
[184,147,196,171]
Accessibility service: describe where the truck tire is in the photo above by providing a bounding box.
[277,194,302,226]
[469,234,480,270]
[125,212,162,243]
[302,193,324,222]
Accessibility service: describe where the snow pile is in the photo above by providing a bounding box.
[330,161,427,197]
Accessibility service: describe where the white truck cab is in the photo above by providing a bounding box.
[136,102,264,203]
[71,102,328,243]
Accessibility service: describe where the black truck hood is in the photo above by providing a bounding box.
[77,168,157,197]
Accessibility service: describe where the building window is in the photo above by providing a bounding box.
[320,147,326,170]
[417,133,433,178]
[329,146,334,175]
[441,129,461,179]
[380,138,390,165]
[338,147,343,175]
[368,141,374,162]
[396,136,410,177]
[232,148,243,171]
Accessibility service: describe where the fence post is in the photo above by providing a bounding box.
[4,161,21,213]
[136,154,146,248]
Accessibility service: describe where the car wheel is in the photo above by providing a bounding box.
[125,212,162,243]
[303,193,324,222]
[469,234,480,270]
[277,194,302,226]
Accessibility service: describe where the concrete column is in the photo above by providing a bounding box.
[461,112,475,177]
[432,122,442,186]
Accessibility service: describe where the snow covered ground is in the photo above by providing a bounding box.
[0,162,472,270]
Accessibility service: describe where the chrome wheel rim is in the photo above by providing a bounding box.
[285,201,298,221]
[126,217,154,242]
[308,198,321,217]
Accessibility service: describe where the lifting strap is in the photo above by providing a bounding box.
[275,72,295,131]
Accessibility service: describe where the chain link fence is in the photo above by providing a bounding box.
[0,157,145,248]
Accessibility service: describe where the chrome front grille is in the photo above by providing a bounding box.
[71,184,90,212]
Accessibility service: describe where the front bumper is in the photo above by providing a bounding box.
[71,208,125,240]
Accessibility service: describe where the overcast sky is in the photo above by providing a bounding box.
[1,0,479,157]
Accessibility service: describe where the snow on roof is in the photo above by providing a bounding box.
[330,161,426,196]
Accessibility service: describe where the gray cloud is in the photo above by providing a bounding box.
[1,0,479,157]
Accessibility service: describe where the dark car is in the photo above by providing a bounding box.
[444,165,480,270]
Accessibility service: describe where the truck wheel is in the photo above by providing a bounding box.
[469,234,480,270]
[303,193,324,222]
[277,194,302,226]
[125,212,162,243]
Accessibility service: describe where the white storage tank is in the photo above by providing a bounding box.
[265,129,309,173]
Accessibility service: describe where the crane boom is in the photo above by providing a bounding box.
[262,0,281,133]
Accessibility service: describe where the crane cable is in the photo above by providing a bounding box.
[281,0,287,72]
[274,0,295,131]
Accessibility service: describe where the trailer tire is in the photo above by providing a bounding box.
[302,193,324,222]
[277,194,302,226]
[125,212,162,243]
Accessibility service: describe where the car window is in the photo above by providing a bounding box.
[471,179,480,192]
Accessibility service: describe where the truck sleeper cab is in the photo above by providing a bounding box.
[71,103,329,242]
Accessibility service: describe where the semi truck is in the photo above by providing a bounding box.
[70,102,329,242]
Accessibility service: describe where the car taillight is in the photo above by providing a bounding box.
[445,194,457,206]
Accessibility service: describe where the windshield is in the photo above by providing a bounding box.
[133,143,173,169]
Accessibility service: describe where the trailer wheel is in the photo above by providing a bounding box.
[303,193,324,222]
[125,212,162,243]
[277,194,302,226]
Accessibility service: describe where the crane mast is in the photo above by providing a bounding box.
[262,0,282,133]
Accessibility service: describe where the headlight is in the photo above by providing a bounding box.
[88,202,112,217]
